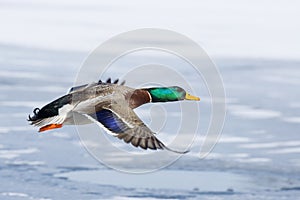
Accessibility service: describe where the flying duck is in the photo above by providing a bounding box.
[28,78,200,154]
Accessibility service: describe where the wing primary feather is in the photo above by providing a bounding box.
[131,137,141,147]
[147,137,156,150]
[106,78,111,83]
[153,138,163,149]
[124,134,134,143]
[113,79,119,84]
[117,134,126,139]
[159,141,190,154]
[139,138,148,149]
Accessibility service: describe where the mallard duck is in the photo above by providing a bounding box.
[28,78,200,154]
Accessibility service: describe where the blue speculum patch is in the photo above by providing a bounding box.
[96,109,124,133]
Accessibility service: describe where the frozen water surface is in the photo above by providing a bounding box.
[1,44,300,200]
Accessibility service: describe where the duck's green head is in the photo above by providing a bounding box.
[145,86,200,102]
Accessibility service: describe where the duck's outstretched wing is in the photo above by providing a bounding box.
[68,78,125,93]
[85,103,188,154]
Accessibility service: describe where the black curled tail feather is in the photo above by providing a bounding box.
[28,108,40,122]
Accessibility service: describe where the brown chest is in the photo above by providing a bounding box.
[125,89,151,109]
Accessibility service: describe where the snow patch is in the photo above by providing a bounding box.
[235,158,271,163]
[240,141,300,149]
[268,148,300,154]
[5,160,45,166]
[282,117,300,124]
[228,105,281,119]
[0,148,39,159]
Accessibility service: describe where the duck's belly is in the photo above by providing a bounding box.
[64,111,93,125]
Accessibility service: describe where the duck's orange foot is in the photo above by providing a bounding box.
[39,124,63,132]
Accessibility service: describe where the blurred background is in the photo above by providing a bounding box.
[0,0,300,199]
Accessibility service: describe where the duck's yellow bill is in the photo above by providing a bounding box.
[185,93,200,101]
